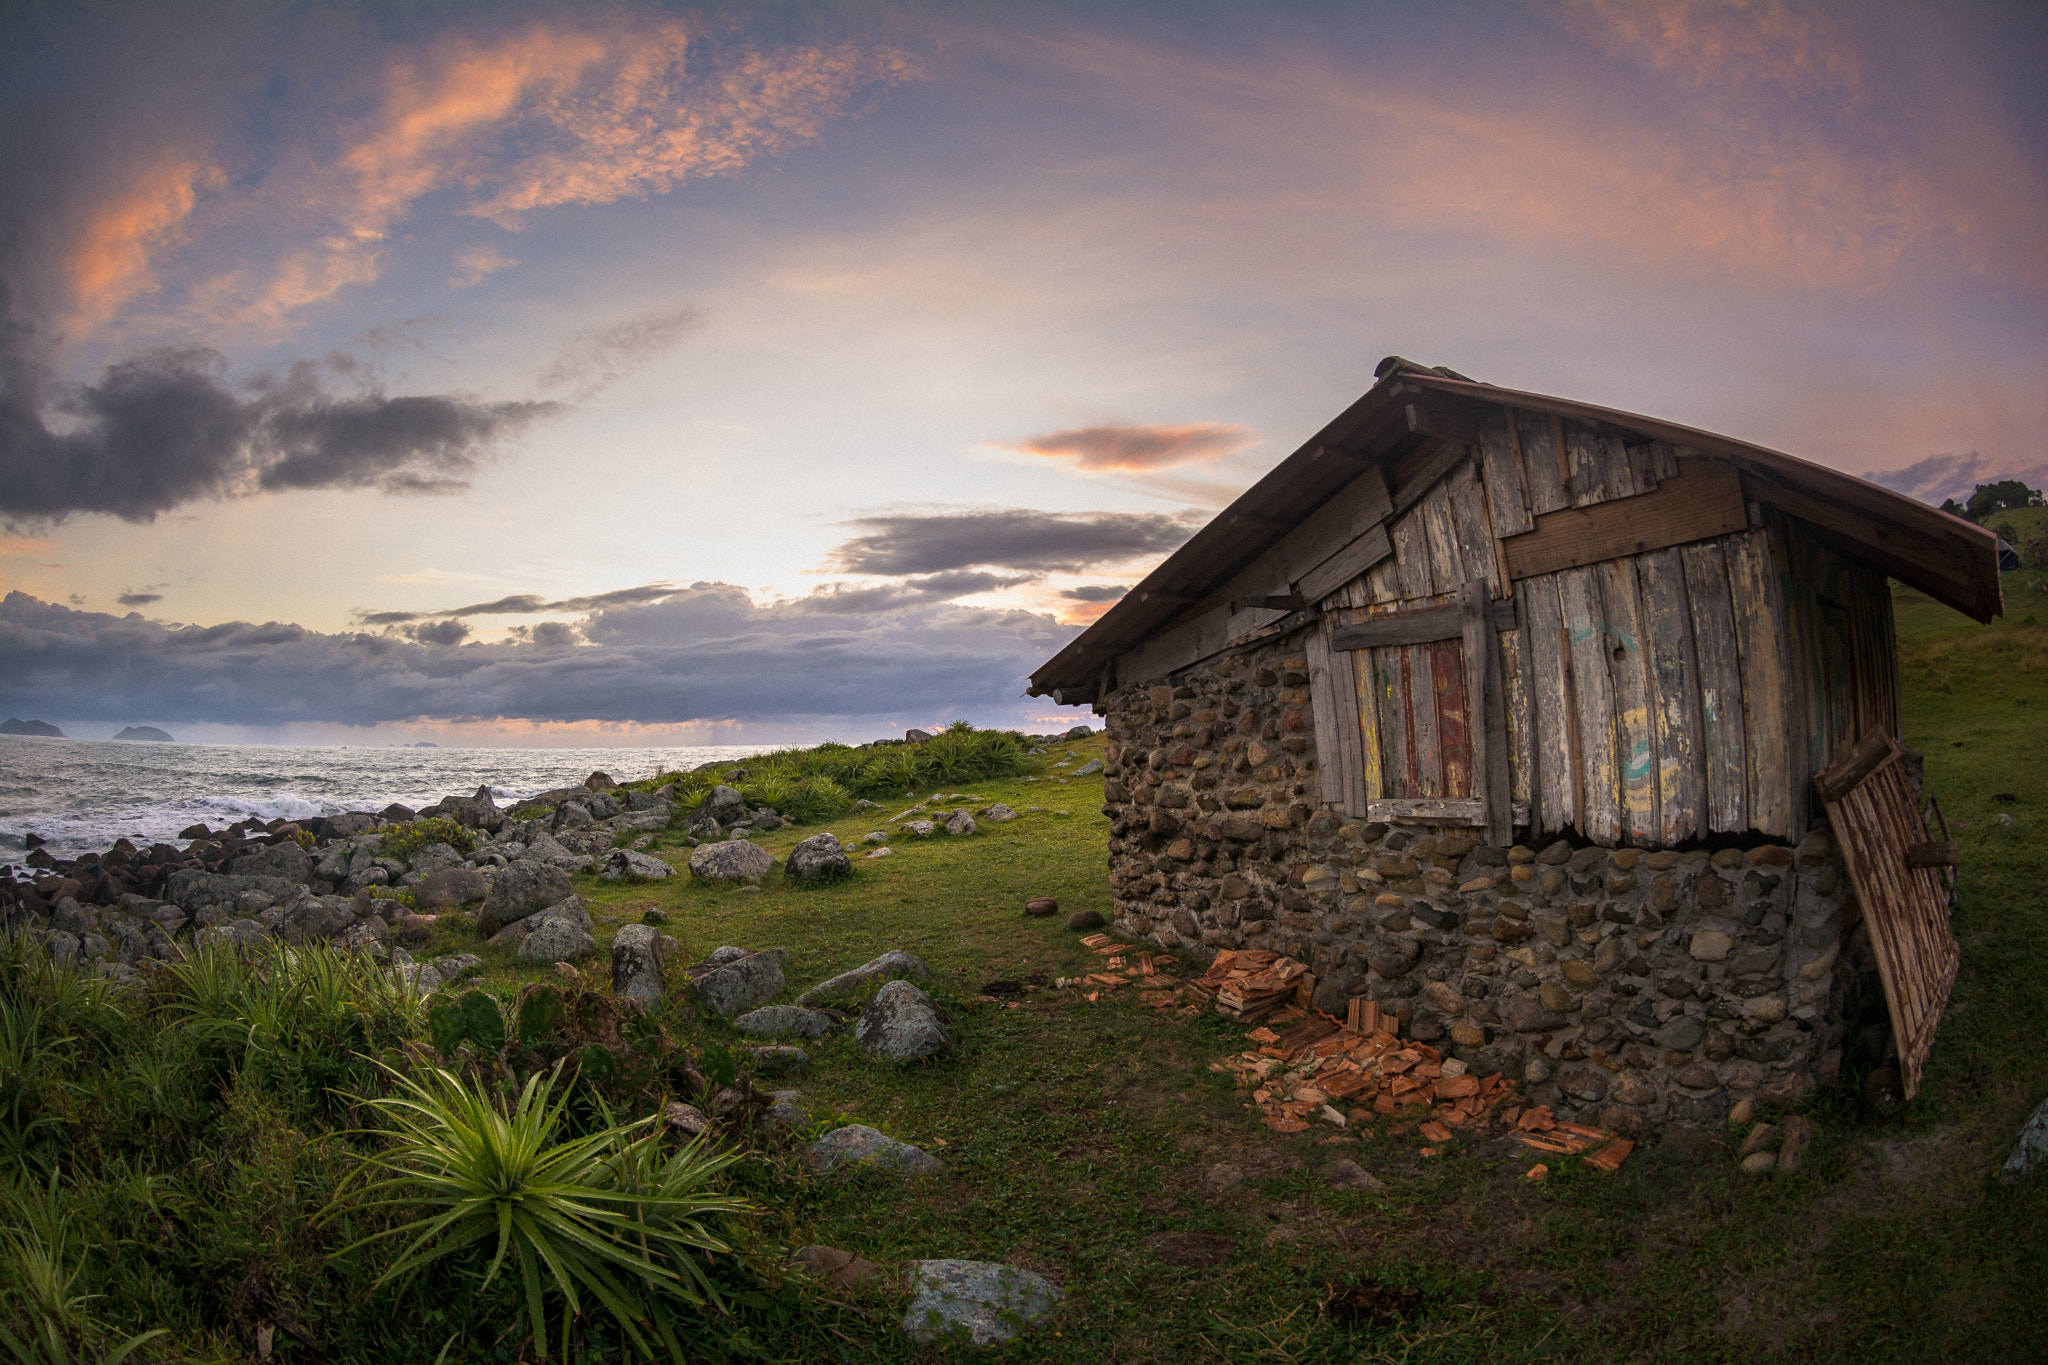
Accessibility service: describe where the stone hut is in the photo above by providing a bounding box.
[1028,358,2001,1126]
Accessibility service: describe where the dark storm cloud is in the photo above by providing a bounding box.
[116,592,163,607]
[827,509,1197,577]
[355,583,686,626]
[0,587,1077,726]
[1060,583,1128,602]
[0,331,558,523]
[401,618,471,647]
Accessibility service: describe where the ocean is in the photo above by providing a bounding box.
[0,735,781,859]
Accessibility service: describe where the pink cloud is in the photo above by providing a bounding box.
[999,421,1256,472]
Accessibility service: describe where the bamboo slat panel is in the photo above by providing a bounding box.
[1818,730,1959,1100]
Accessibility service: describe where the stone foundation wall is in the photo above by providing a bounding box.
[1101,639,1870,1129]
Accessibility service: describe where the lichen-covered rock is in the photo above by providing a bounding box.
[855,979,950,1060]
[785,833,851,882]
[610,924,670,1011]
[414,865,488,910]
[276,891,355,944]
[234,840,313,882]
[477,859,573,933]
[796,949,931,1006]
[699,785,746,826]
[691,948,787,1016]
[807,1124,943,1176]
[687,840,773,884]
[944,811,978,836]
[518,915,597,963]
[600,848,674,881]
[903,1260,1062,1346]
[734,1005,836,1039]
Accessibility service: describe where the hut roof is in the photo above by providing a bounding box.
[1030,360,2002,696]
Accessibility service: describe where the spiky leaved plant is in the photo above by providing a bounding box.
[328,1062,747,1360]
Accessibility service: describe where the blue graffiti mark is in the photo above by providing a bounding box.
[1624,740,1653,780]
[1607,626,1638,654]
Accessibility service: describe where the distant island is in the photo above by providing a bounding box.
[0,718,65,737]
[412,741,439,747]
[112,726,175,742]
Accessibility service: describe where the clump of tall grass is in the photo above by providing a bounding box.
[331,1063,747,1360]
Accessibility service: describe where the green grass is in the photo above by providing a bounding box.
[6,604,2046,1360]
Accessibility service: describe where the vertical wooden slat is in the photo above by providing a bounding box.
[1503,614,1534,819]
[1391,507,1432,603]
[1624,440,1659,493]
[1461,578,1513,845]
[1306,621,1352,811]
[1447,458,1506,596]
[1682,539,1748,834]
[1432,637,1472,798]
[1519,576,1575,835]
[1598,431,1639,500]
[1518,411,1569,515]
[1409,644,1441,798]
[1478,414,1535,536]
[1557,566,1621,845]
[1650,441,1681,481]
[1564,421,1605,507]
[1727,529,1792,839]
[1597,557,1658,845]
[1377,648,1411,801]
[1352,649,1383,802]
[1639,547,1705,844]
[1421,483,1465,598]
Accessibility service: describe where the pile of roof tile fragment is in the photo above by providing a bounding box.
[1058,935,1632,1169]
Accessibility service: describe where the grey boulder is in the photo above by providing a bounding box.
[610,924,671,1011]
[687,840,773,885]
[477,859,573,933]
[734,1005,837,1039]
[855,979,950,1060]
[699,785,746,826]
[903,1260,1062,1346]
[415,866,488,910]
[806,1124,943,1176]
[1074,758,1103,775]
[600,848,674,881]
[520,916,598,961]
[797,949,931,1006]
[276,892,355,944]
[235,840,314,882]
[785,833,851,882]
[691,949,787,1017]
[943,811,977,836]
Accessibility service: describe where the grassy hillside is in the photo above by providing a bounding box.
[4,573,2045,1361]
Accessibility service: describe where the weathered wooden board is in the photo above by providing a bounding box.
[1462,579,1513,844]
[1502,618,1535,816]
[1329,599,1516,651]
[1638,546,1705,844]
[1370,797,1485,826]
[1681,539,1748,834]
[1431,636,1472,798]
[1517,412,1570,516]
[1500,458,1748,581]
[1477,413,1535,537]
[1650,441,1682,481]
[1352,646,1383,802]
[1375,647,1411,800]
[1409,643,1441,798]
[1296,523,1394,607]
[1518,575,1575,834]
[1624,441,1659,494]
[1446,458,1505,596]
[1596,558,1658,845]
[1726,529,1793,839]
[1557,567,1621,845]
[1421,483,1465,598]
[1564,422,1608,506]
[1390,504,1434,602]
[1306,621,1350,811]
[1817,729,1959,1100]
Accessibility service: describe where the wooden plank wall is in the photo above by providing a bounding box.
[1314,405,1817,845]
[1781,533,1903,796]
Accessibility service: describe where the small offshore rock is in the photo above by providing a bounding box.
[797,949,931,1006]
[903,1260,1062,1346]
[807,1124,944,1176]
[687,840,773,885]
[855,978,951,1060]
[734,1005,836,1039]
[785,832,852,882]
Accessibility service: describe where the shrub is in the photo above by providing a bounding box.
[331,1063,747,1360]
[378,817,476,862]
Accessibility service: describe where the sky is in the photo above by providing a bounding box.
[1,0,2043,746]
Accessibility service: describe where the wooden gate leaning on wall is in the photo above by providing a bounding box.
[1814,728,1960,1100]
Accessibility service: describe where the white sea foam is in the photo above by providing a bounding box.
[0,735,778,859]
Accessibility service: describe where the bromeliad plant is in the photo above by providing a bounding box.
[329,1062,748,1360]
